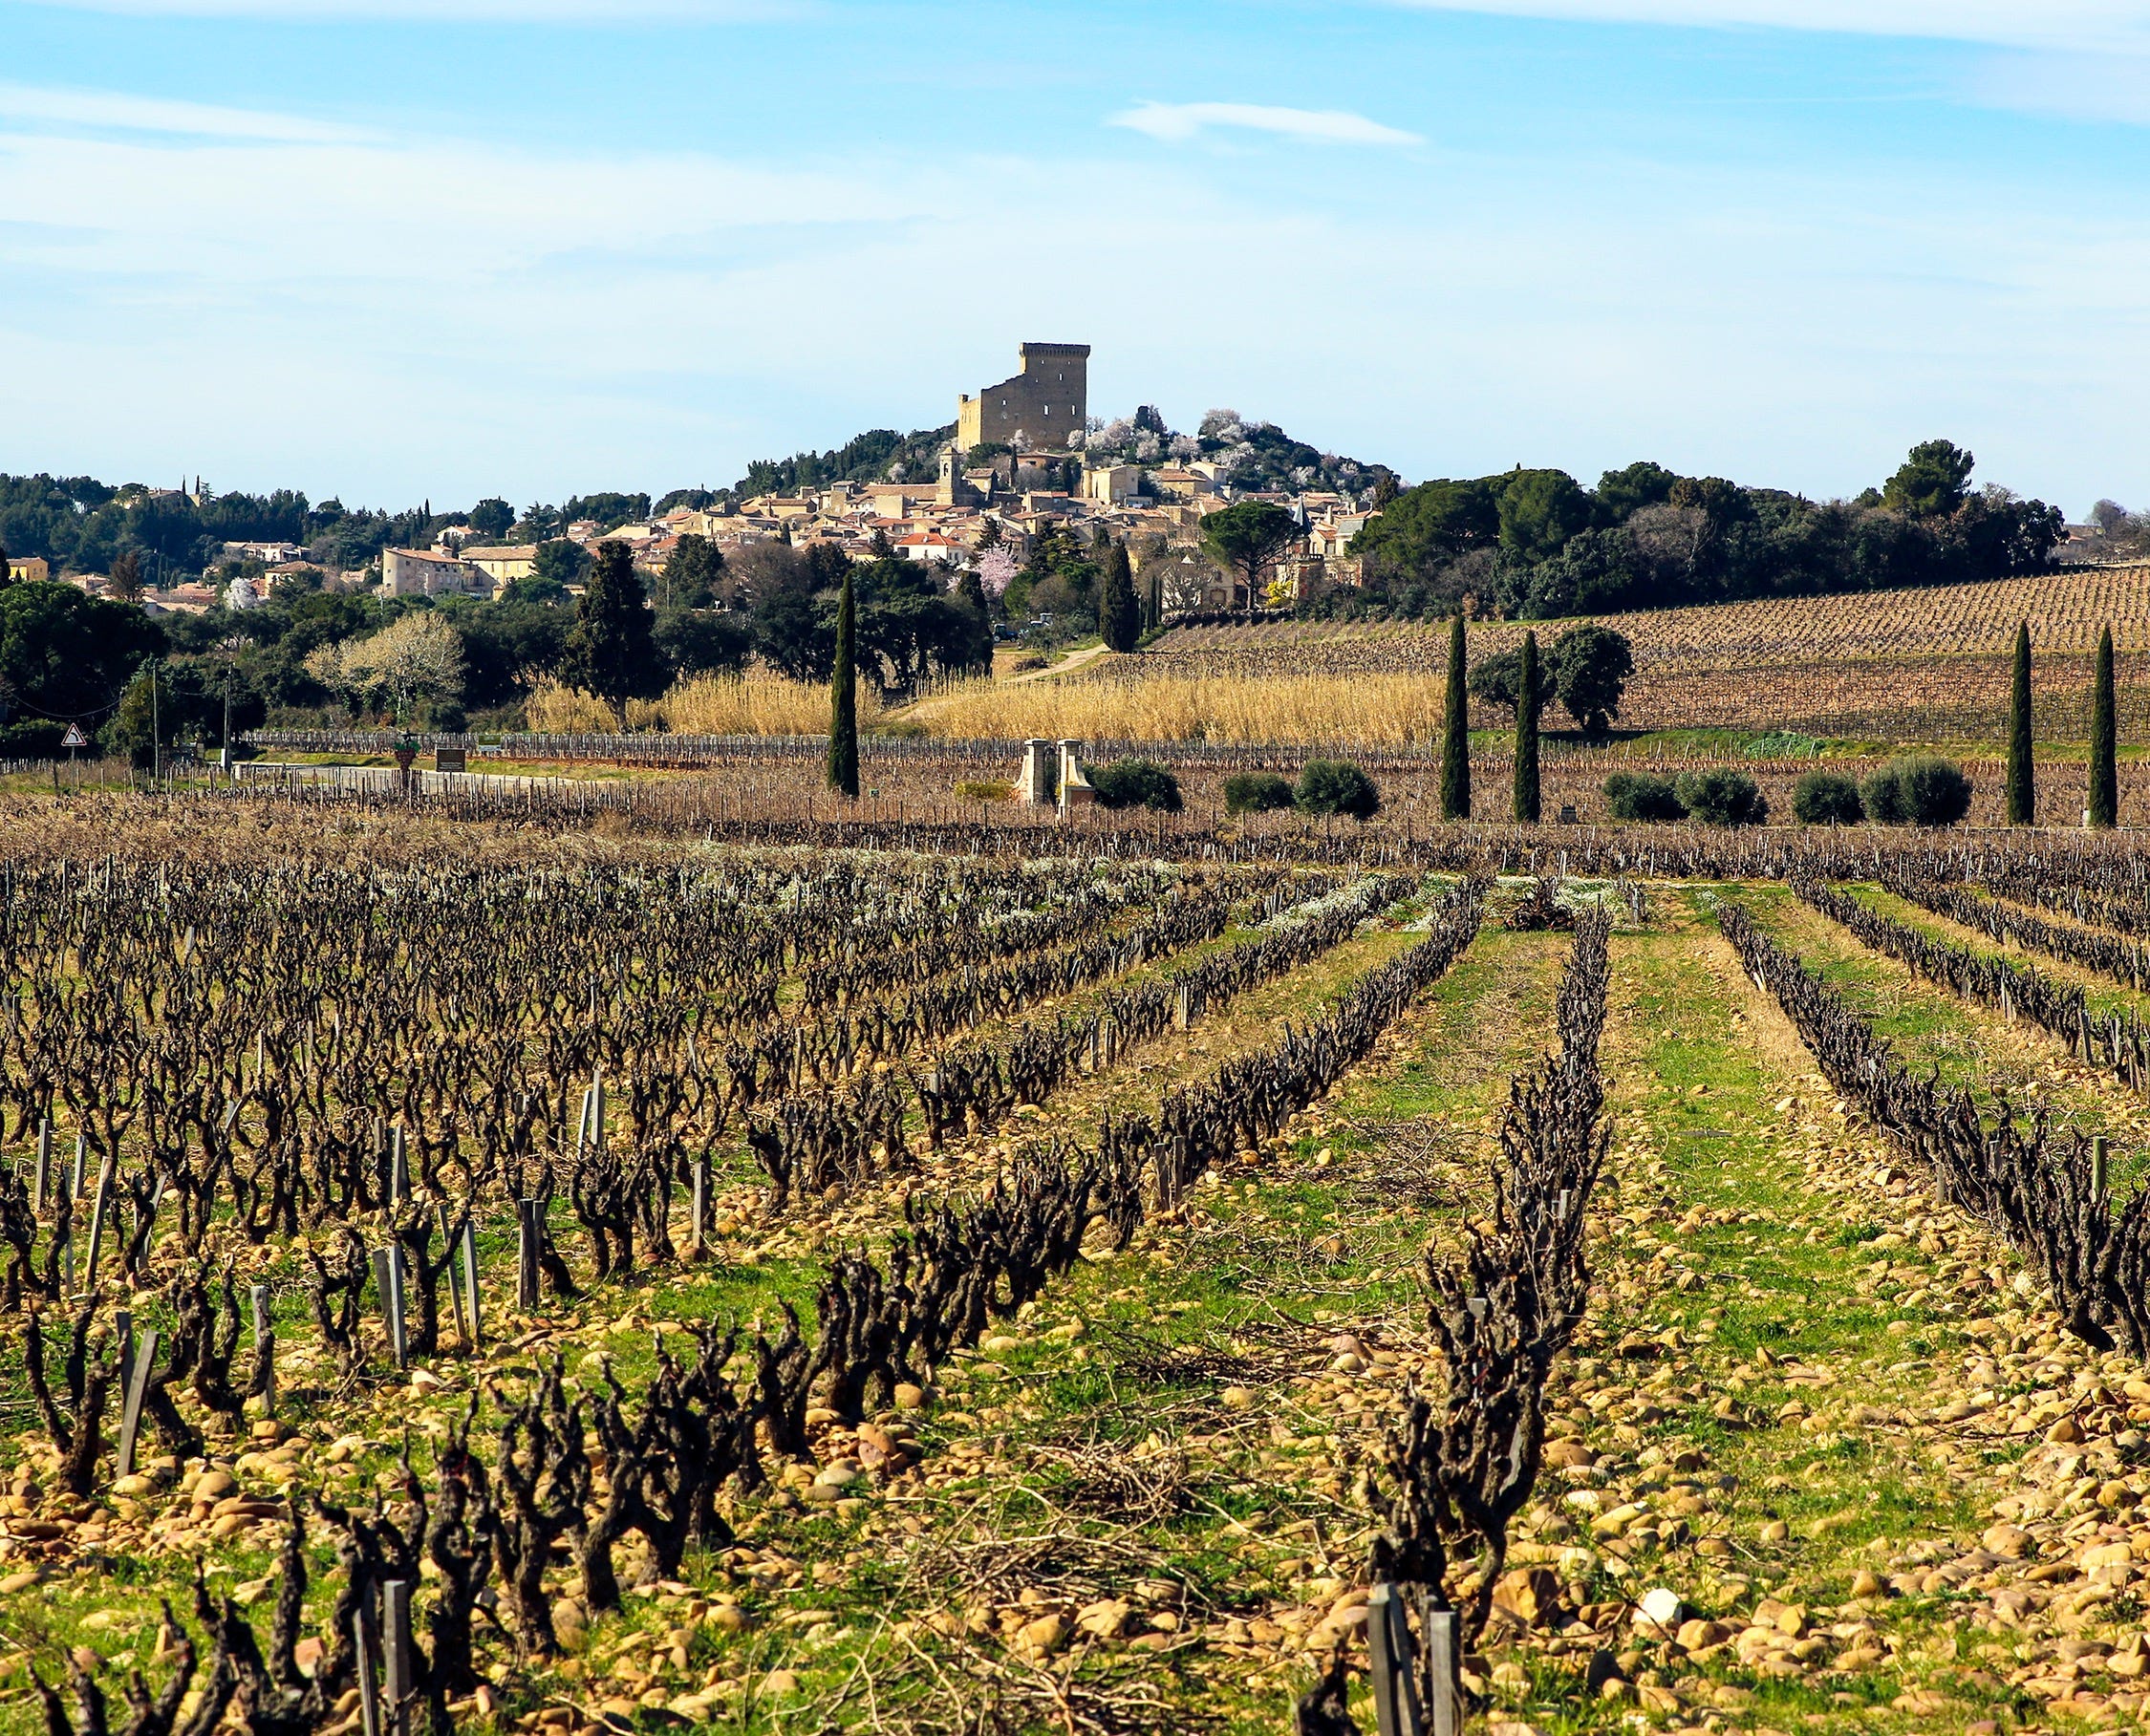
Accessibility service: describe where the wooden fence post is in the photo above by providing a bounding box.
[373,1246,408,1369]
[436,1203,462,1347]
[1424,1607,1458,1736]
[117,1327,161,1480]
[459,1220,482,1347]
[1367,1583,1425,1736]
[516,1199,541,1311]
[381,1579,414,1736]
[82,1153,116,1295]
[251,1284,275,1416]
[352,1602,382,1736]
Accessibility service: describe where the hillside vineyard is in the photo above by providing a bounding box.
[1150,566,2150,738]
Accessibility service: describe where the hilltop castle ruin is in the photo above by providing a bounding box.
[957,342,1089,453]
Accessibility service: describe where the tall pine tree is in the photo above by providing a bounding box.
[828,566,859,798]
[1440,612,1471,822]
[1514,630,1541,825]
[2091,623,2118,829]
[2006,619,2033,825]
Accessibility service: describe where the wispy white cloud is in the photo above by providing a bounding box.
[1382,0,2150,54]
[1108,100,1423,147]
[0,82,374,141]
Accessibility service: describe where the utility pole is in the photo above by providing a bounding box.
[221,634,243,775]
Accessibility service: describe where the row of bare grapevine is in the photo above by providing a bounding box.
[1794,878,2150,1093]
[1717,899,2150,1355]
[1330,910,1612,1734]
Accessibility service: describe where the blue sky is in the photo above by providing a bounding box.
[1,0,2146,515]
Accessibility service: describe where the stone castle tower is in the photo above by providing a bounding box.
[957,342,1089,453]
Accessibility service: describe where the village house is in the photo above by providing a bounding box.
[460,545,539,589]
[219,540,304,565]
[381,547,491,598]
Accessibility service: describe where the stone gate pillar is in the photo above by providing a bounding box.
[1019,739,1054,804]
[1058,740,1096,815]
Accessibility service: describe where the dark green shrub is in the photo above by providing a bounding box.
[1087,759,1182,812]
[1602,771,1687,823]
[1792,770,1864,825]
[1863,757,1971,827]
[1296,760,1381,820]
[1675,767,1768,827]
[1224,771,1295,816]
[1860,766,1906,825]
[0,719,65,759]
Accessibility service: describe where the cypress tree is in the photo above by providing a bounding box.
[1440,612,1471,821]
[2091,623,2118,829]
[828,567,859,798]
[1514,630,1541,825]
[1099,543,1141,653]
[2006,619,2033,825]
[564,540,666,728]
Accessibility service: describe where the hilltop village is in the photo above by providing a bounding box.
[18,343,1388,621]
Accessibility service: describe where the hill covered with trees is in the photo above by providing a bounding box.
[1337,440,2068,622]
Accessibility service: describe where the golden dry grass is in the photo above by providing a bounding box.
[524,674,884,735]
[902,670,1450,746]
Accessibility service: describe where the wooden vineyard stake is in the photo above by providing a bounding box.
[1367,1584,1426,1736]
[115,1308,134,1381]
[1424,1607,1458,1736]
[70,1133,86,1201]
[389,1125,408,1206]
[459,1220,482,1346]
[251,1284,275,1416]
[117,1327,161,1480]
[1173,984,1193,1031]
[373,1245,408,1369]
[436,1203,463,1347]
[82,1152,116,1294]
[352,1603,382,1736]
[516,1199,541,1311]
[2095,1136,2110,1198]
[32,1118,49,1214]
[690,1157,709,1256]
[381,1579,414,1736]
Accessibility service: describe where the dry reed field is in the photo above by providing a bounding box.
[524,675,888,737]
[15,799,2150,1736]
[902,671,1451,749]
